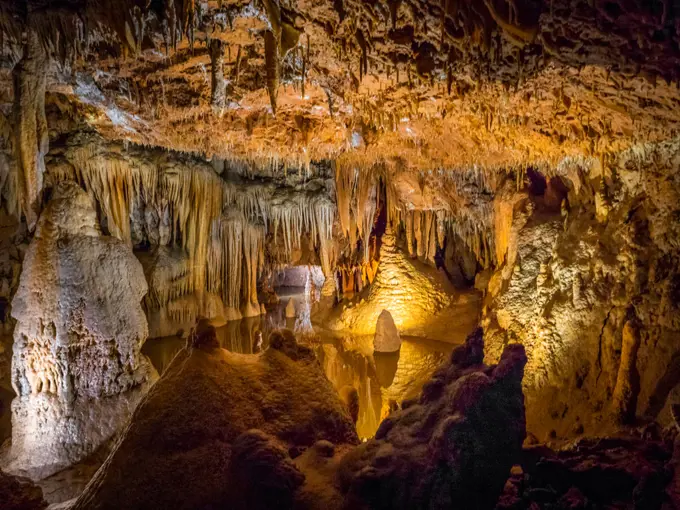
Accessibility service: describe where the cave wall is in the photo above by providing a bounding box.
[483,141,680,440]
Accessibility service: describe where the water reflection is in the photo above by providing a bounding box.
[142,317,452,439]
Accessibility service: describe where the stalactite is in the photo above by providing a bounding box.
[242,220,263,317]
[53,136,342,323]
[13,29,48,231]
[264,29,280,115]
[208,210,243,320]
[354,171,377,264]
[209,38,226,112]
[335,163,355,238]
[436,211,446,248]
[262,0,282,115]
[425,211,437,264]
[405,210,415,257]
[414,210,424,258]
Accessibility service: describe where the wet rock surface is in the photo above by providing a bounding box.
[483,141,680,440]
[373,310,401,353]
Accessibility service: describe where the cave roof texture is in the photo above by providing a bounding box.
[1,0,679,173]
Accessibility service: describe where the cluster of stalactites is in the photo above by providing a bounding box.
[207,210,265,319]
[399,205,496,269]
[221,178,336,275]
[335,163,378,264]
[53,139,337,316]
[2,0,199,64]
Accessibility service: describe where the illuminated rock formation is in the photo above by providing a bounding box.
[483,141,680,439]
[373,310,401,353]
[285,298,296,319]
[2,0,680,500]
[43,135,336,325]
[330,227,453,335]
[6,182,156,479]
[70,327,358,510]
[70,326,527,510]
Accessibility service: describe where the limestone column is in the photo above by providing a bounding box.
[7,182,156,479]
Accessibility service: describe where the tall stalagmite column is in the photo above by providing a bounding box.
[7,182,156,479]
[209,38,226,111]
[13,29,48,231]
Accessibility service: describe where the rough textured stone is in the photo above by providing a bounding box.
[5,181,156,479]
[0,469,47,510]
[329,227,458,337]
[483,142,680,442]
[373,310,401,353]
[71,327,358,510]
[497,435,678,510]
[285,297,296,319]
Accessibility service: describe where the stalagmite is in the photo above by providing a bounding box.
[13,29,48,231]
[294,271,314,337]
[285,297,296,318]
[373,310,401,352]
[612,320,641,424]
[6,182,156,479]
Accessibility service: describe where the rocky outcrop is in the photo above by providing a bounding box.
[497,433,679,510]
[373,310,401,353]
[71,326,527,510]
[285,297,296,318]
[483,141,680,440]
[71,327,358,510]
[332,329,527,510]
[5,181,156,479]
[0,469,47,510]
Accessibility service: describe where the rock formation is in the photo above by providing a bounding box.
[373,310,401,353]
[0,469,47,510]
[1,0,680,504]
[285,297,296,318]
[498,433,680,510]
[12,29,48,232]
[5,181,156,479]
[483,141,680,440]
[70,326,358,510]
[69,326,526,510]
[330,227,455,336]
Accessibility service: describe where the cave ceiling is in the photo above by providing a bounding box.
[2,0,680,172]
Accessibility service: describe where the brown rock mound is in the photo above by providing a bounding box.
[0,470,47,510]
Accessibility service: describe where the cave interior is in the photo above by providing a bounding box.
[1,0,680,508]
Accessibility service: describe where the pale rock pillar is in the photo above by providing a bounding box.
[7,182,156,479]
